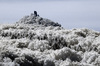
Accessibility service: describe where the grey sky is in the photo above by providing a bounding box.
[0,0,100,31]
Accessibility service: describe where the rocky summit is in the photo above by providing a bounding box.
[16,13,61,27]
[0,13,100,66]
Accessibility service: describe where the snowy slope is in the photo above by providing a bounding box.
[0,13,100,66]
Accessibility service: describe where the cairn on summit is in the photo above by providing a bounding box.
[16,11,61,27]
[34,11,38,16]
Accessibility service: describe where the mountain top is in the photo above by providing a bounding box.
[16,11,61,27]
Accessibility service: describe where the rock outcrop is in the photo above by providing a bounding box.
[16,13,61,27]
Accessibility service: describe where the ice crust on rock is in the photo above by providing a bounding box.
[0,13,100,66]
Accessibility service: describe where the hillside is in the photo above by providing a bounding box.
[0,13,100,66]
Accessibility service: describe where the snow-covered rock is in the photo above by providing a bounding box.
[0,13,100,66]
[16,13,61,27]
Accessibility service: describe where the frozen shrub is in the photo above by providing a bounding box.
[28,40,50,51]
[16,42,28,48]
[94,56,100,66]
[1,51,18,61]
[37,33,48,40]
[0,62,20,66]
[43,59,55,66]
[15,55,41,66]
[68,39,78,45]
[48,36,67,50]
[75,45,85,52]
[82,51,99,64]
[69,53,82,62]
[74,31,86,38]
[2,24,16,30]
[51,47,82,62]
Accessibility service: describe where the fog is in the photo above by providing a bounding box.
[0,0,100,31]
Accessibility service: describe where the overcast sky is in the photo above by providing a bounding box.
[0,0,100,31]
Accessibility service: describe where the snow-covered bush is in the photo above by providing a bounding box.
[0,13,100,66]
